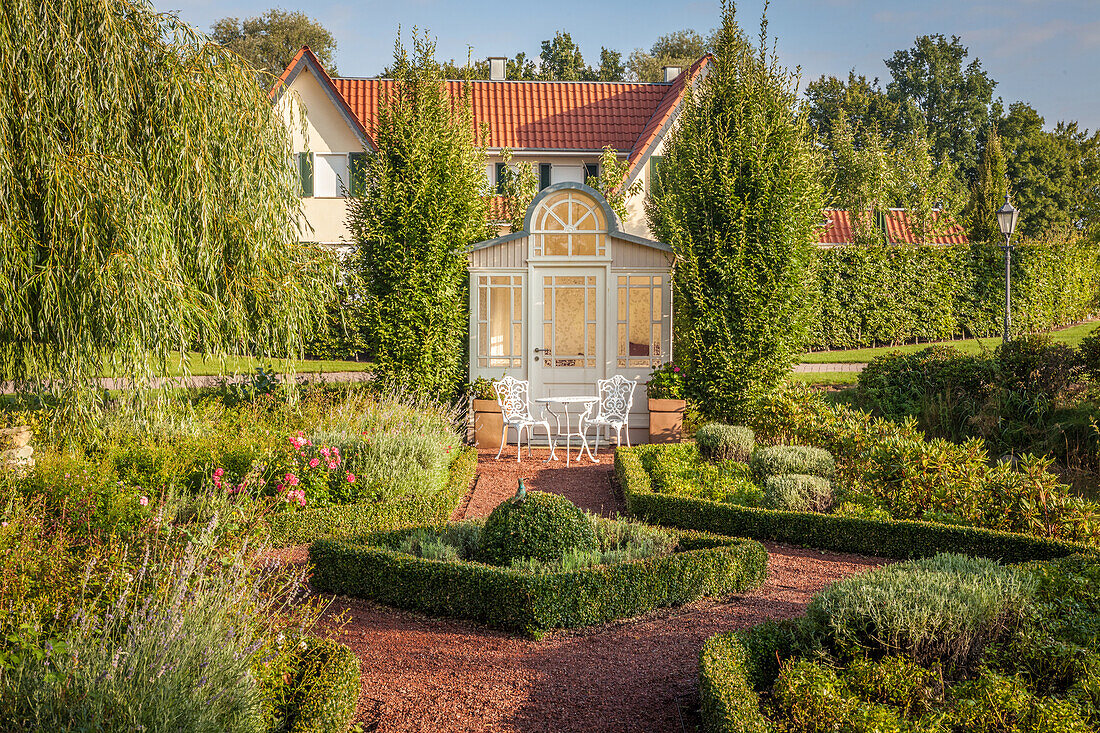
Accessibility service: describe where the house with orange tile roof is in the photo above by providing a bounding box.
[271,47,966,443]
[271,46,705,247]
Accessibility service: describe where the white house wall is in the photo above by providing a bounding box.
[276,69,366,246]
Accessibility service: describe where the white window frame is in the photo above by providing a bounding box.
[313,153,349,198]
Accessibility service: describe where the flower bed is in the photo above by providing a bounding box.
[700,553,1100,733]
[615,445,1093,563]
[267,446,476,545]
[309,517,767,638]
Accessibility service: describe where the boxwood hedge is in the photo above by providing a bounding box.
[309,523,767,638]
[616,445,1093,563]
[267,447,477,546]
[264,636,360,733]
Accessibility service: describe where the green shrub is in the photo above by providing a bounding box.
[647,443,763,506]
[261,637,360,733]
[1078,332,1100,383]
[805,553,1033,669]
[808,235,1100,350]
[856,345,994,434]
[763,473,833,513]
[617,444,1097,562]
[947,668,1092,732]
[695,424,755,463]
[310,525,767,637]
[699,632,769,733]
[479,490,598,566]
[772,658,912,733]
[842,654,941,717]
[267,446,476,546]
[750,384,1100,544]
[0,529,284,732]
[749,445,835,480]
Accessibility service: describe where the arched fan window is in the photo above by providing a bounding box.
[531,190,607,257]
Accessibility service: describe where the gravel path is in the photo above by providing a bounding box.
[282,448,885,732]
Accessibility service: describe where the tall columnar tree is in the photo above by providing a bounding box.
[965,128,1009,242]
[349,31,490,397]
[647,3,825,421]
[0,0,334,433]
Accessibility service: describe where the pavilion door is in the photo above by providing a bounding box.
[529,267,605,401]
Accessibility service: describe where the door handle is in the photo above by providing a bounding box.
[534,347,552,354]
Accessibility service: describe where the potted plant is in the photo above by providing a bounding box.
[647,363,686,444]
[469,377,504,449]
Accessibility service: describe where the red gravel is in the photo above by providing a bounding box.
[281,448,886,732]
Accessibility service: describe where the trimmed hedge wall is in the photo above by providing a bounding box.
[616,446,1093,563]
[699,632,770,733]
[309,523,767,638]
[809,238,1100,350]
[267,447,477,546]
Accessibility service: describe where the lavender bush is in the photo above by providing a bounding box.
[0,519,311,731]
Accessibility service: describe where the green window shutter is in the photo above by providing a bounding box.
[539,163,551,190]
[298,152,313,197]
[349,152,368,197]
[649,155,664,198]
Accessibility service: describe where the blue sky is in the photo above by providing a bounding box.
[163,0,1100,130]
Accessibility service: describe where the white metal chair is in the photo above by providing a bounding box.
[580,375,637,455]
[493,376,556,462]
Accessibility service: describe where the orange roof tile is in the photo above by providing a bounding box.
[275,47,705,179]
[332,77,672,153]
[819,209,968,245]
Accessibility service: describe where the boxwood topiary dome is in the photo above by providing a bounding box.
[479,489,598,566]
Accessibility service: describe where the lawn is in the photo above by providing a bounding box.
[791,371,860,386]
[102,352,372,378]
[800,320,1099,363]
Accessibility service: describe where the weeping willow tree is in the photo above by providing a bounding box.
[0,0,336,434]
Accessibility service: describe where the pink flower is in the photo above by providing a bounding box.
[327,460,338,470]
[1,521,8,528]
[673,366,681,372]
[213,467,224,477]
[284,473,300,487]
[309,458,320,468]
[320,447,330,457]
[346,473,356,483]
[139,496,149,507]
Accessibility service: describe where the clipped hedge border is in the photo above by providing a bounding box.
[280,637,361,733]
[616,445,1094,563]
[699,632,769,733]
[309,524,767,638]
[267,447,477,546]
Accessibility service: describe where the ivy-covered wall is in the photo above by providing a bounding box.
[808,237,1100,350]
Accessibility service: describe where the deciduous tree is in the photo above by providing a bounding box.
[885,34,996,177]
[211,8,337,77]
[627,29,709,82]
[647,4,824,420]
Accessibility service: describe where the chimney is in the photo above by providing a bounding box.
[488,57,507,81]
[662,65,683,83]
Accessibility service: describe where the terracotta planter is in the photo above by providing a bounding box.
[472,399,504,449]
[648,398,686,444]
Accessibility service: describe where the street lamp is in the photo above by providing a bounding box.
[996,195,1020,342]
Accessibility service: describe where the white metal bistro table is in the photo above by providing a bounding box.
[533,395,600,465]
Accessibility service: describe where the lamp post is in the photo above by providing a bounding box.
[996,195,1020,342]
